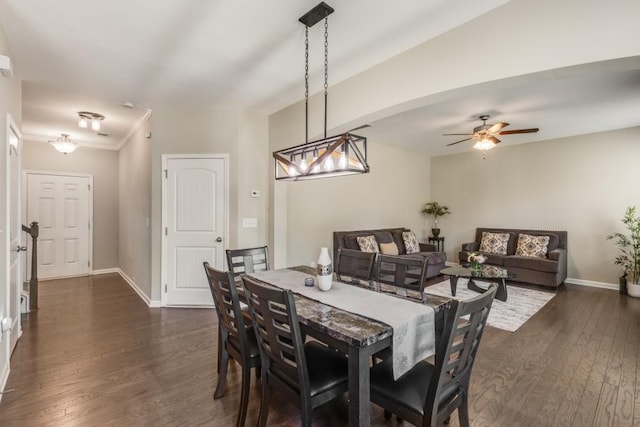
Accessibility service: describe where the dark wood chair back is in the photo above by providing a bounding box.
[242,275,349,426]
[334,248,377,285]
[376,254,429,294]
[226,246,269,277]
[203,262,259,427]
[370,283,498,427]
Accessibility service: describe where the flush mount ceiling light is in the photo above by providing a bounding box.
[273,2,369,181]
[78,111,105,131]
[49,133,78,154]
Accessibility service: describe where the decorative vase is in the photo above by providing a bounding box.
[627,282,640,298]
[316,247,332,291]
[431,228,441,237]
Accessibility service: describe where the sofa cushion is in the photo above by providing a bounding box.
[402,231,420,254]
[344,234,361,251]
[379,242,399,255]
[479,232,510,255]
[515,234,550,258]
[357,235,379,253]
[409,251,446,265]
[504,256,559,273]
[374,231,394,245]
[391,231,407,255]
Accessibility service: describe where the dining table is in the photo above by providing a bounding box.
[246,265,450,427]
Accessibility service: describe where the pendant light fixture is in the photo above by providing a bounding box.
[273,2,369,181]
[49,133,78,154]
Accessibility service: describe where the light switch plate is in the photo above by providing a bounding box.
[242,218,258,228]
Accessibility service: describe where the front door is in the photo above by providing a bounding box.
[26,173,91,279]
[162,155,227,306]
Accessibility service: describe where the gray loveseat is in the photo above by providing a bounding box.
[333,227,447,279]
[458,227,568,288]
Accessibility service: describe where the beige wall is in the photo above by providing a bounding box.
[22,142,119,270]
[281,142,431,268]
[0,19,22,384]
[149,106,268,302]
[268,0,640,269]
[431,127,640,285]
[118,114,152,297]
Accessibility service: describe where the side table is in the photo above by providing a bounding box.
[428,236,444,252]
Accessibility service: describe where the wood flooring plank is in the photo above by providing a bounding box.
[2,278,640,427]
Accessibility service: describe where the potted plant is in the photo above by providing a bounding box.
[606,206,640,297]
[422,201,451,237]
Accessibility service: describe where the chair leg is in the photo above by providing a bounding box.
[236,363,251,427]
[458,394,470,427]
[257,383,271,427]
[214,346,230,399]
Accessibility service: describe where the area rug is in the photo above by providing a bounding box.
[425,279,556,332]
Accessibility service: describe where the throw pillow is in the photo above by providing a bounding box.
[357,235,379,253]
[479,232,510,254]
[379,242,399,255]
[515,234,550,258]
[402,231,420,254]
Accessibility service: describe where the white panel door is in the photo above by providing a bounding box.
[164,157,226,306]
[26,173,90,279]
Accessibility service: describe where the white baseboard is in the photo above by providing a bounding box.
[565,278,618,290]
[117,269,161,308]
[92,268,119,275]
[0,364,9,404]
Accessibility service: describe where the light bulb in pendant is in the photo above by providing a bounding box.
[338,151,347,169]
[78,116,88,128]
[324,156,334,171]
[91,117,101,131]
[299,157,308,171]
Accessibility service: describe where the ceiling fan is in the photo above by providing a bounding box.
[444,115,539,150]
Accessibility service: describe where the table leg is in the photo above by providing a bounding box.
[467,279,508,301]
[449,276,458,297]
[348,346,370,427]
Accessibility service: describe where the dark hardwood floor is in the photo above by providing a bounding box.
[0,273,638,426]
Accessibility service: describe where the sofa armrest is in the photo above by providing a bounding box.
[419,243,437,252]
[548,248,568,283]
[461,242,478,252]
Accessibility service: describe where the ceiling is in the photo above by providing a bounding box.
[1,0,639,155]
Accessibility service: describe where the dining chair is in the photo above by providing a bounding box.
[241,275,349,427]
[376,254,429,295]
[369,283,498,427]
[203,262,260,427]
[226,246,269,278]
[334,247,377,286]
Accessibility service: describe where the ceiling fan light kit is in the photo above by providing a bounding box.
[273,2,369,181]
[444,114,539,156]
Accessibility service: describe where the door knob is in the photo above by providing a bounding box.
[216,237,223,242]
[15,246,27,252]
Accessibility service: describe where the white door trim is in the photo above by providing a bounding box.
[23,170,94,278]
[160,154,229,307]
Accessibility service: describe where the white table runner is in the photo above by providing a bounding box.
[248,269,435,379]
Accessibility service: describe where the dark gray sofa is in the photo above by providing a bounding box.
[458,228,568,288]
[333,227,447,279]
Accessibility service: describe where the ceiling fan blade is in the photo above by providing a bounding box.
[487,122,509,133]
[488,136,501,144]
[443,133,473,136]
[446,137,472,146]
[498,128,539,135]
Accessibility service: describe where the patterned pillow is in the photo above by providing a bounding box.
[356,235,379,253]
[402,231,420,254]
[515,234,550,258]
[379,242,399,255]
[479,232,510,255]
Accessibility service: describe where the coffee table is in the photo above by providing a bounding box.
[439,264,515,302]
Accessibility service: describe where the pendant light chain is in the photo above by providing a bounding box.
[304,25,309,145]
[323,15,329,138]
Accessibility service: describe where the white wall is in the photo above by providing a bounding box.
[22,142,119,271]
[118,113,152,298]
[431,127,640,285]
[268,0,640,269]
